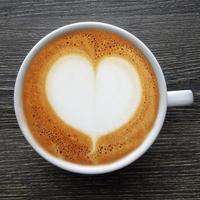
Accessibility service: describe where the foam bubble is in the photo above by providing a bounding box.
[46,54,142,141]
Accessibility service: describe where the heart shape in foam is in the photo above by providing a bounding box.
[46,54,141,139]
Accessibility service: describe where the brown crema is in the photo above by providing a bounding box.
[23,29,159,165]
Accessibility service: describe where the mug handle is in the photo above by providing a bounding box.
[167,90,194,107]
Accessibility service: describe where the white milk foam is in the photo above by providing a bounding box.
[46,54,142,140]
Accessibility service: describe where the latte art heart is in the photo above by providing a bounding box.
[23,29,159,165]
[46,54,141,140]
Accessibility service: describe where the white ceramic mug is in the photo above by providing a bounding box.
[14,22,193,174]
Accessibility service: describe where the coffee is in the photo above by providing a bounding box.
[23,29,159,165]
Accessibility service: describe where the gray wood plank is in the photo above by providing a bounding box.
[0,0,200,199]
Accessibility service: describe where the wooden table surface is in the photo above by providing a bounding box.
[0,0,200,199]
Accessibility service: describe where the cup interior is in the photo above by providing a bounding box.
[14,22,167,174]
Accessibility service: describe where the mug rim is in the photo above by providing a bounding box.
[14,22,167,174]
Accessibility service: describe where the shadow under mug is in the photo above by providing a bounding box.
[14,22,193,174]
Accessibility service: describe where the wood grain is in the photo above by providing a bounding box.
[0,0,200,199]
